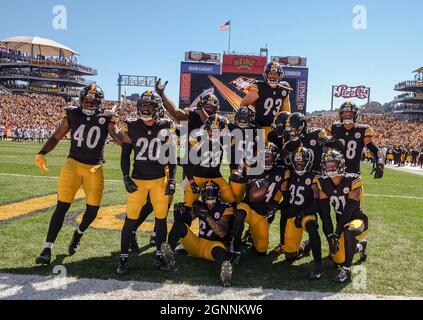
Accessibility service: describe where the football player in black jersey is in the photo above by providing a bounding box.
[280,147,322,280]
[117,91,177,274]
[183,113,236,209]
[35,84,124,265]
[326,101,384,178]
[228,106,261,203]
[230,143,290,264]
[240,62,292,141]
[317,150,368,283]
[161,181,234,286]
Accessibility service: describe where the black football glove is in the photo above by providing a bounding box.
[165,179,176,195]
[371,163,384,179]
[190,181,201,194]
[265,201,279,219]
[173,202,192,225]
[193,201,209,219]
[294,211,305,229]
[327,233,340,255]
[123,176,138,193]
[155,78,168,97]
[229,169,244,183]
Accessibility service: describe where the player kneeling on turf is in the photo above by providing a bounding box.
[281,147,322,280]
[231,143,290,263]
[318,150,368,283]
[161,181,234,287]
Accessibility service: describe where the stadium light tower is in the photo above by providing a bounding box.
[117,73,157,104]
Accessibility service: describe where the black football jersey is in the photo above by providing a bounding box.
[65,106,118,165]
[183,108,206,134]
[328,123,374,174]
[252,81,290,127]
[285,171,318,218]
[243,165,290,216]
[196,201,234,243]
[124,118,174,180]
[188,129,227,178]
[285,128,329,174]
[228,123,261,183]
[317,174,365,222]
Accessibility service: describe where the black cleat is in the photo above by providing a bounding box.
[220,261,233,287]
[358,240,368,263]
[130,232,141,254]
[310,262,323,281]
[68,230,82,256]
[174,243,188,256]
[35,248,51,265]
[335,267,352,283]
[116,257,129,275]
[228,250,241,266]
[161,242,176,270]
[154,253,170,270]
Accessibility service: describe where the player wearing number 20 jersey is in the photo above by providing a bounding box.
[35,84,124,265]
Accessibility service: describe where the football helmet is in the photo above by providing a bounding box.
[137,90,163,121]
[339,101,359,125]
[196,93,220,116]
[286,112,307,139]
[290,147,314,176]
[261,142,280,171]
[205,113,227,141]
[272,111,291,137]
[79,84,104,116]
[235,106,255,129]
[200,180,221,205]
[263,62,284,88]
[321,149,346,177]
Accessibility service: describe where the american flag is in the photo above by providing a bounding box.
[218,20,231,31]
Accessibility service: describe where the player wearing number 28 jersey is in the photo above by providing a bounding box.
[35,84,124,265]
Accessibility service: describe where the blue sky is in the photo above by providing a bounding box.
[1,0,422,111]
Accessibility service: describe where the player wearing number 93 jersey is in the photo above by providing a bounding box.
[240,62,292,141]
[35,84,124,265]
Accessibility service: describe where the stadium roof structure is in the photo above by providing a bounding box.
[414,66,423,74]
[0,36,78,57]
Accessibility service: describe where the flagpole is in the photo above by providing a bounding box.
[228,20,231,53]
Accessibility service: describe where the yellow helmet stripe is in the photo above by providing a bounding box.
[89,84,96,94]
[297,147,302,157]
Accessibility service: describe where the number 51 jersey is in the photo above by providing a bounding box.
[65,106,118,165]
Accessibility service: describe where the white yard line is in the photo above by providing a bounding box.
[0,273,420,300]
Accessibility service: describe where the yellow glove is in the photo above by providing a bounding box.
[89,164,102,173]
[35,154,49,174]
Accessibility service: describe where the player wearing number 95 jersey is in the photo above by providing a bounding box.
[35,84,124,265]
[117,90,177,275]
[326,101,384,178]
[240,62,292,141]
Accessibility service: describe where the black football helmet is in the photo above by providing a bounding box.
[136,90,163,121]
[286,112,307,139]
[321,149,346,177]
[79,84,104,116]
[291,147,314,176]
[201,180,221,205]
[205,113,227,141]
[272,111,291,137]
[263,62,284,88]
[196,93,220,116]
[235,106,255,129]
[261,142,280,171]
[339,101,359,125]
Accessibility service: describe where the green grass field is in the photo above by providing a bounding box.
[0,140,422,297]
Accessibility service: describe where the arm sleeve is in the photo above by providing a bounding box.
[335,198,360,235]
[120,143,132,177]
[318,198,334,238]
[366,141,381,161]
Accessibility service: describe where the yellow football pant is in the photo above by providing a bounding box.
[283,215,317,254]
[127,177,169,220]
[181,224,226,261]
[58,158,104,206]
[237,202,269,253]
[332,219,368,264]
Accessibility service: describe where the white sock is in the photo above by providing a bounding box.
[356,243,363,252]
[77,228,84,235]
[44,242,54,249]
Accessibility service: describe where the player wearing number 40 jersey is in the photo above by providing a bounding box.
[35,84,124,265]
[241,62,292,141]
[326,101,384,178]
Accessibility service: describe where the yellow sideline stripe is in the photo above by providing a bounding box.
[0,189,85,221]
